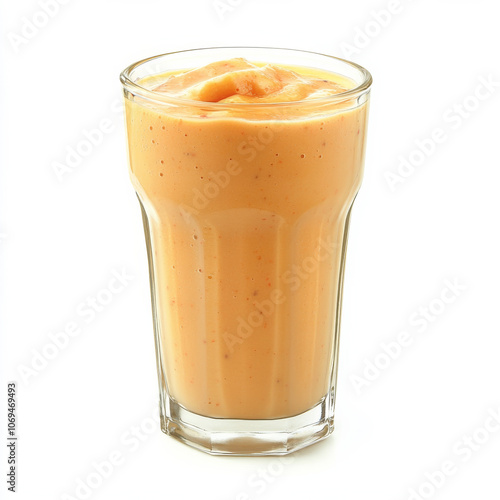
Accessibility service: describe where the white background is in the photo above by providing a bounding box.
[1,0,500,499]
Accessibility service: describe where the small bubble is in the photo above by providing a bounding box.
[149,126,153,130]
[193,235,198,240]
[162,126,166,130]
[300,154,305,158]
[160,160,164,164]
[159,173,163,177]
[198,268,203,273]
[275,153,279,157]
[208,275,213,280]
[152,139,155,144]
[318,155,323,159]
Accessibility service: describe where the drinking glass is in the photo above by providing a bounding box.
[120,47,372,455]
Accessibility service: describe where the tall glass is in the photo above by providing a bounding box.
[120,47,372,455]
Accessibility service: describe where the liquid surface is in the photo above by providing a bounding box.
[152,58,352,103]
[125,59,368,419]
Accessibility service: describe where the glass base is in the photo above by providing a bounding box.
[161,393,335,456]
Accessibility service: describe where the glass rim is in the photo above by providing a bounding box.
[119,46,373,109]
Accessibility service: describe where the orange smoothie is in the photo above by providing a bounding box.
[125,58,368,419]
